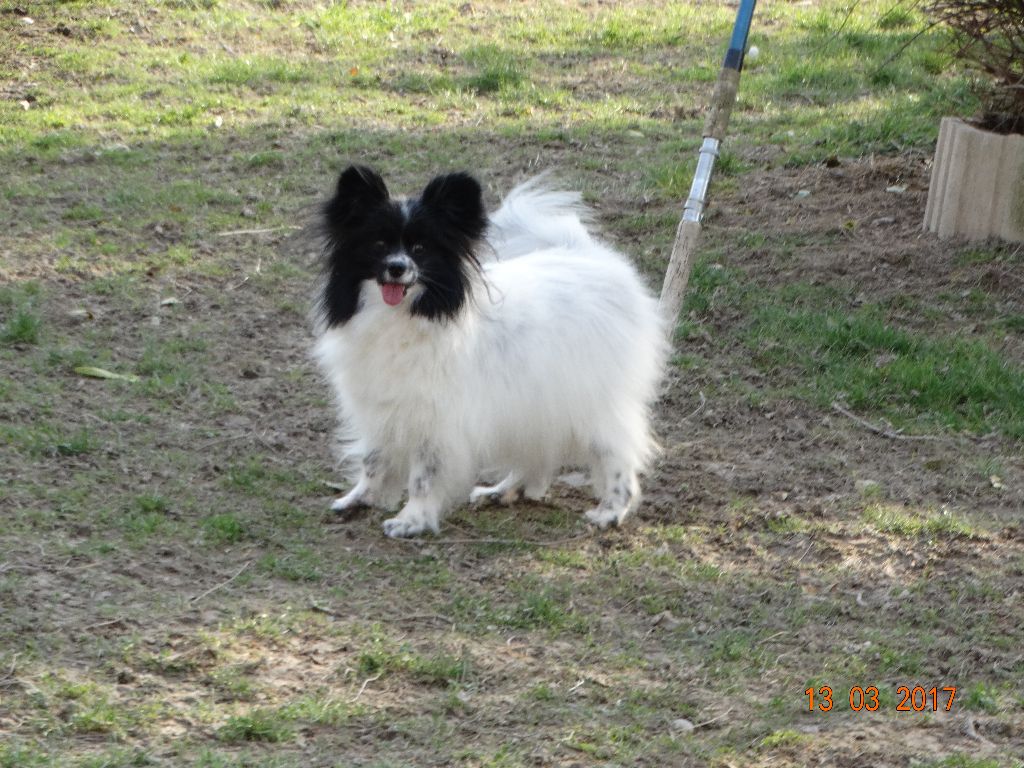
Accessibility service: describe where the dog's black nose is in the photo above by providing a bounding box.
[383,254,415,284]
[382,257,413,284]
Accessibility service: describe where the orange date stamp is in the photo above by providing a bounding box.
[805,685,957,712]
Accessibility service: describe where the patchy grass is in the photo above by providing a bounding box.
[1,306,42,345]
[0,283,43,345]
[863,503,975,539]
[679,265,1024,438]
[202,513,247,545]
[217,710,294,744]
[748,304,1024,438]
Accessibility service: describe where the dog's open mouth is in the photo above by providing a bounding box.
[380,282,408,306]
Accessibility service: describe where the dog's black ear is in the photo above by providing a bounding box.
[420,172,487,240]
[336,165,389,203]
[324,165,389,233]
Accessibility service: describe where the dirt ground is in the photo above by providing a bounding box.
[2,150,1023,766]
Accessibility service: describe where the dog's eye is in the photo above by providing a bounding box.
[373,240,387,252]
[409,243,425,255]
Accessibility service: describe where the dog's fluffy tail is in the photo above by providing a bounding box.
[488,175,595,259]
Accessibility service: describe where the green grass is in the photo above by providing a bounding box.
[55,428,96,457]
[207,664,259,701]
[1,307,42,345]
[863,504,975,539]
[760,729,807,750]
[356,643,468,687]
[0,422,97,458]
[748,304,1024,438]
[462,45,527,94]
[962,681,1001,714]
[0,284,44,345]
[203,513,247,545]
[678,266,1024,438]
[217,710,294,744]
[257,548,323,582]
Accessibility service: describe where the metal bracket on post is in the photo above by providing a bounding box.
[658,0,756,324]
[683,137,721,224]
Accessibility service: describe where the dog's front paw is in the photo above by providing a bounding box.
[382,517,422,538]
[584,506,623,529]
[382,504,439,538]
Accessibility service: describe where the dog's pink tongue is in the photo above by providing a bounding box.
[380,283,405,306]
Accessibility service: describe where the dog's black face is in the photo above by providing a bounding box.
[320,165,488,326]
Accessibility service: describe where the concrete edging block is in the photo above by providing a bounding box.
[924,117,1024,244]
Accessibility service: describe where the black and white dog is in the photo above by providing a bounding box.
[314,166,666,537]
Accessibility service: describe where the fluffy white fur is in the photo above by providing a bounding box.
[315,178,667,537]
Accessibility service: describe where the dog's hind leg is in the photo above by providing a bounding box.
[331,449,400,513]
[469,471,524,505]
[470,468,553,505]
[584,455,641,529]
